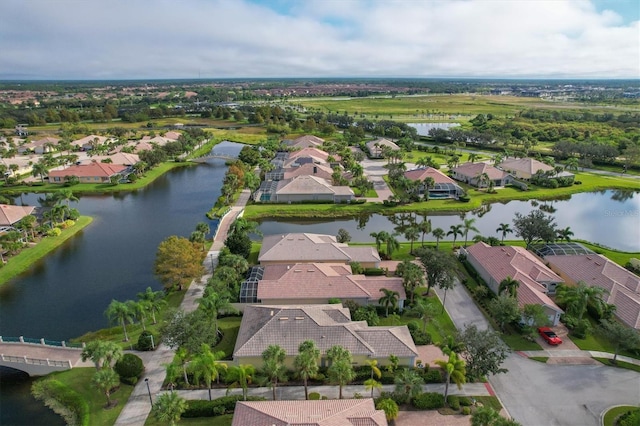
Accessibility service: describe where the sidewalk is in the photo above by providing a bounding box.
[114,189,252,426]
[518,349,640,366]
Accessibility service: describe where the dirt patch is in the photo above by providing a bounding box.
[396,410,471,426]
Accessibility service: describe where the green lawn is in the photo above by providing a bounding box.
[213,316,242,360]
[603,406,639,426]
[570,319,639,360]
[146,414,233,426]
[43,367,134,426]
[501,334,542,351]
[0,216,93,286]
[71,290,186,349]
[594,358,640,373]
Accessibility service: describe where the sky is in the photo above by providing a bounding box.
[0,0,638,80]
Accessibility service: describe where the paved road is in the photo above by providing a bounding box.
[434,276,640,426]
[361,158,394,202]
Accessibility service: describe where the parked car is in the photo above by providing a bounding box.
[538,327,562,345]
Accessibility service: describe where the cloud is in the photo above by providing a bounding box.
[0,0,637,79]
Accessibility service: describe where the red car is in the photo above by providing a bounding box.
[538,327,562,345]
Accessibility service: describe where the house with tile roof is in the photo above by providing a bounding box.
[462,242,564,325]
[233,304,418,367]
[545,254,640,329]
[240,262,405,308]
[365,138,400,158]
[71,135,111,151]
[0,204,35,226]
[498,157,554,180]
[403,167,464,198]
[232,399,388,426]
[17,136,59,155]
[451,162,515,188]
[48,162,128,184]
[284,134,325,150]
[259,233,381,267]
[254,175,354,203]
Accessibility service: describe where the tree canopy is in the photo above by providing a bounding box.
[154,235,205,291]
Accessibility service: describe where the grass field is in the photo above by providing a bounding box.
[43,368,134,426]
[0,216,93,286]
[603,406,639,426]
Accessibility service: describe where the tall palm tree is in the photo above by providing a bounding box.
[54,189,78,206]
[496,223,513,244]
[92,369,120,408]
[197,291,237,338]
[327,345,355,399]
[176,347,191,386]
[137,287,166,324]
[394,368,424,399]
[447,224,463,248]
[105,300,133,342]
[564,157,579,172]
[556,282,608,321]
[190,344,227,401]
[418,218,432,247]
[384,233,400,258]
[195,222,211,238]
[462,218,479,247]
[378,288,400,316]
[364,378,383,398]
[468,153,479,163]
[369,231,386,253]
[81,340,123,371]
[261,344,287,401]
[422,177,435,201]
[498,276,520,298]
[294,340,320,400]
[401,262,425,304]
[432,227,445,250]
[189,230,206,251]
[128,300,148,331]
[434,352,466,403]
[403,226,420,254]
[410,297,438,332]
[226,364,255,401]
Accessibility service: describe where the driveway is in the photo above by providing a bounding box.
[360,158,394,202]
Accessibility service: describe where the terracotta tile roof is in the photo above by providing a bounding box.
[234,304,418,359]
[545,254,640,329]
[288,148,331,161]
[163,131,182,140]
[232,399,387,426]
[31,136,60,146]
[0,204,35,226]
[259,233,380,264]
[80,153,140,166]
[452,162,511,180]
[404,167,458,184]
[256,262,405,302]
[284,163,334,181]
[71,134,109,147]
[365,138,400,151]
[48,162,127,179]
[465,242,563,313]
[276,175,354,197]
[285,135,325,149]
[499,157,553,175]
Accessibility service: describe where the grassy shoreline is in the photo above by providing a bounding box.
[0,216,93,286]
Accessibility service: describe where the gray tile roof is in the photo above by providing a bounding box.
[234,305,418,359]
[259,233,380,264]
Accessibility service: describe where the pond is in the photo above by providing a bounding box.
[258,190,640,252]
[408,122,461,136]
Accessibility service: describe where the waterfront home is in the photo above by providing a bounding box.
[451,162,515,188]
[545,254,640,329]
[462,242,564,326]
[0,204,35,227]
[259,233,380,267]
[365,138,400,158]
[498,157,555,180]
[232,399,387,426]
[403,166,464,198]
[48,162,128,184]
[79,152,140,167]
[284,134,325,149]
[239,262,405,307]
[233,304,418,367]
[253,175,354,203]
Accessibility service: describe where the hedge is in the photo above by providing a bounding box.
[182,395,266,418]
[412,392,445,410]
[31,379,90,426]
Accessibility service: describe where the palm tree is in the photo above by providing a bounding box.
[496,223,513,244]
[418,218,432,247]
[468,153,479,163]
[384,233,400,258]
[401,262,425,304]
[105,300,133,342]
[557,226,574,242]
[261,344,287,401]
[498,276,520,298]
[31,162,48,183]
[434,352,466,403]
[189,230,206,251]
[152,391,187,426]
[422,177,435,201]
[378,288,400,316]
[432,228,445,250]
[294,340,320,400]
[364,377,383,398]
[366,359,382,380]
[137,287,166,324]
[437,335,465,356]
[81,340,123,371]
[195,222,211,238]
[447,224,463,248]
[92,369,120,408]
[164,362,181,391]
[226,364,255,401]
[556,282,608,321]
[327,345,355,399]
[370,231,388,254]
[410,297,438,332]
[176,347,191,386]
[376,398,399,423]
[197,291,237,338]
[462,218,479,247]
[129,300,148,331]
[394,368,424,398]
[564,157,579,172]
[190,344,227,401]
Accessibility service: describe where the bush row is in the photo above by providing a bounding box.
[183,395,266,418]
[31,379,90,426]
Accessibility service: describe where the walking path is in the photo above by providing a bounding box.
[114,189,252,426]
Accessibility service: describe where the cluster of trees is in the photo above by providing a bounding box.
[104,287,166,343]
[154,235,206,292]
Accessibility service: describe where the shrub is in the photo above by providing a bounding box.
[115,354,144,384]
[409,328,432,345]
[619,409,640,426]
[412,392,445,410]
[363,268,385,276]
[308,392,321,400]
[137,331,157,351]
[458,396,473,406]
[328,298,341,304]
[183,396,266,418]
[423,369,443,383]
[462,406,471,415]
[31,379,90,426]
[379,391,409,406]
[458,195,470,202]
[46,227,62,237]
[447,395,460,410]
[353,392,363,399]
[313,373,326,383]
[379,371,395,384]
